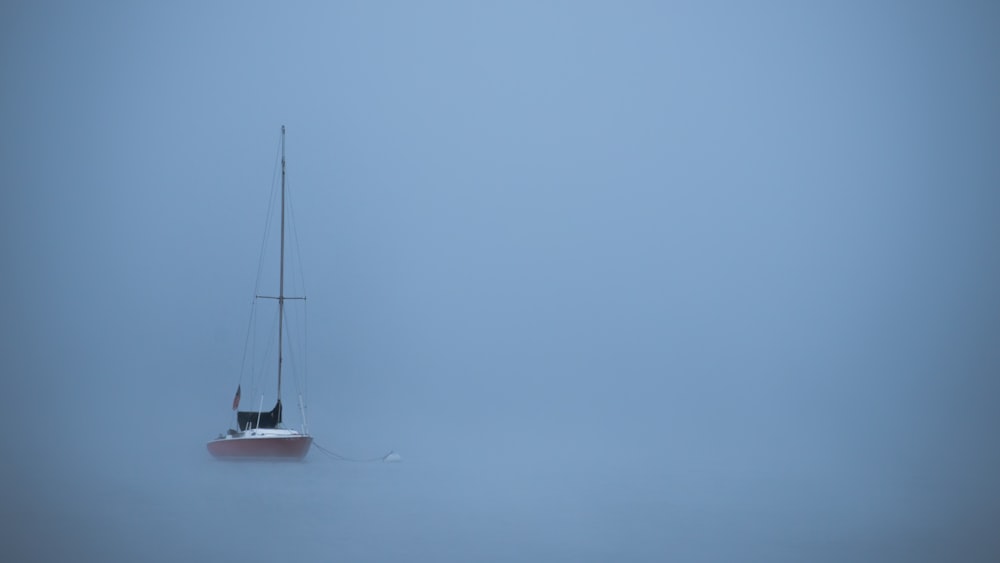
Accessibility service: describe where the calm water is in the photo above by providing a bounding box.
[8,437,997,562]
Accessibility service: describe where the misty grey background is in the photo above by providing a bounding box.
[2,1,999,561]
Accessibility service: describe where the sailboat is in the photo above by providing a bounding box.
[207,125,313,460]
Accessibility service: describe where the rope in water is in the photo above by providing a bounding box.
[313,442,395,463]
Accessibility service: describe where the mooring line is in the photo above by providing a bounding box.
[313,442,398,463]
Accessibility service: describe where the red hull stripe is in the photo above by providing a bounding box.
[207,436,313,460]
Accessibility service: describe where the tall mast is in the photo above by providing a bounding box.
[277,125,286,403]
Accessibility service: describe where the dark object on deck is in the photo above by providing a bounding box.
[238,400,283,429]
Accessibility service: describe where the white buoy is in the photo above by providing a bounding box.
[383,451,402,463]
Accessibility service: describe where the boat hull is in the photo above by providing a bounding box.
[207,431,313,460]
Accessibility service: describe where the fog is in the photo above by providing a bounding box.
[2,1,999,561]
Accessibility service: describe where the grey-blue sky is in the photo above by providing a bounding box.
[2,1,999,560]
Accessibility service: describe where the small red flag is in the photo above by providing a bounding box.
[232,385,241,411]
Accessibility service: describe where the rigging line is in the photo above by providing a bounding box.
[284,310,309,418]
[252,133,284,298]
[277,173,309,407]
[233,133,282,401]
[252,300,266,387]
[236,297,257,386]
[253,181,276,297]
[304,300,309,400]
[313,442,393,463]
[282,131,306,298]
[279,298,306,402]
[250,305,280,401]
[280,158,309,403]
[285,177,308,298]
[282,308,300,390]
[249,300,257,384]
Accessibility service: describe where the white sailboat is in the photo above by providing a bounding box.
[207,125,313,460]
